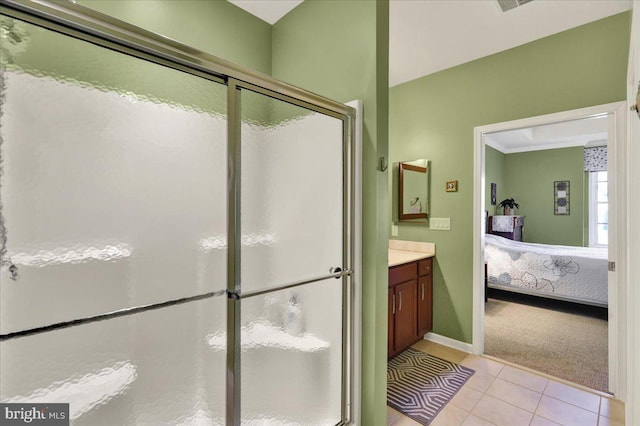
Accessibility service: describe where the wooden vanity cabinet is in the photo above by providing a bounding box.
[417,259,433,336]
[388,257,433,358]
[388,288,395,355]
[393,279,417,352]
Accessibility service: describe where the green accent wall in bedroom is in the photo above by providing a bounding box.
[272,2,389,423]
[504,147,585,246]
[390,11,630,344]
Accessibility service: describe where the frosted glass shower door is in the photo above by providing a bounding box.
[0,15,227,424]
[238,88,347,425]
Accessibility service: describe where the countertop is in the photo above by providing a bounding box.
[388,239,435,267]
[388,249,434,267]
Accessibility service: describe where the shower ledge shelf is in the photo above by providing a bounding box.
[207,322,330,352]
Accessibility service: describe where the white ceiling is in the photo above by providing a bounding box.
[390,0,632,86]
[484,115,608,154]
[228,0,632,87]
[228,0,303,25]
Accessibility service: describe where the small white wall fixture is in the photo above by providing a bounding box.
[473,101,627,398]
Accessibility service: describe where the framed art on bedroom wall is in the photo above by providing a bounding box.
[554,180,570,215]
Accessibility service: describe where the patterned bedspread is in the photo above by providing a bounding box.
[485,234,608,306]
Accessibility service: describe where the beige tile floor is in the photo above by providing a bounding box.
[387,341,625,426]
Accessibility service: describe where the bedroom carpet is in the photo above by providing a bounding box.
[484,295,608,392]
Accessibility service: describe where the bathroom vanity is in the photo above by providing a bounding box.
[388,241,435,358]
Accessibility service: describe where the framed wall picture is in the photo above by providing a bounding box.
[491,183,496,205]
[446,180,458,192]
[554,180,570,215]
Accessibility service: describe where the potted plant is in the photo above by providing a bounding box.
[498,198,519,215]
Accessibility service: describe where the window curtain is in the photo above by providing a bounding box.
[584,146,607,172]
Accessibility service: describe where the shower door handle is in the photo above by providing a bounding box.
[330,266,342,278]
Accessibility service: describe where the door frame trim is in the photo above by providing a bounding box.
[472,101,627,398]
[346,99,363,426]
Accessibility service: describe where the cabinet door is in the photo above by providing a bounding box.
[394,279,417,352]
[388,288,395,355]
[417,275,433,337]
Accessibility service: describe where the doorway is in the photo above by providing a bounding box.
[472,102,627,397]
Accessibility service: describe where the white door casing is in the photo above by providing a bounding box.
[625,2,640,423]
[472,101,627,397]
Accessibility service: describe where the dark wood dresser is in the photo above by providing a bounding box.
[488,215,525,241]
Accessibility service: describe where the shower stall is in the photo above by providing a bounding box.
[0,1,359,425]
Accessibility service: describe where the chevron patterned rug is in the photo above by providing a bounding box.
[387,348,475,425]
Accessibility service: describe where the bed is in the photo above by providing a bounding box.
[485,234,608,307]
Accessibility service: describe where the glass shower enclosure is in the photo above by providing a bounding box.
[0,1,357,425]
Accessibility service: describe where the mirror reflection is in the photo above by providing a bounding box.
[398,159,429,221]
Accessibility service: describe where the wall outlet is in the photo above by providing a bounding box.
[430,218,451,230]
[391,224,398,236]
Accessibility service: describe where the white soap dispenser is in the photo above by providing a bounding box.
[283,291,304,336]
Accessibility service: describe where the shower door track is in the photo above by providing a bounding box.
[0,1,358,425]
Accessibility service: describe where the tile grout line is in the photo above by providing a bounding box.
[470,386,602,426]
[528,385,545,426]
[472,392,538,424]
[483,353,613,399]
[450,382,484,416]
[424,348,608,425]
[495,367,548,394]
[533,413,563,426]
[474,385,499,426]
[491,358,614,418]
[417,348,619,426]
[542,392,601,415]
[459,410,472,426]
[491,375,548,403]
[465,356,603,424]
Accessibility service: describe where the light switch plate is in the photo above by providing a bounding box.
[430,218,451,230]
[391,224,398,236]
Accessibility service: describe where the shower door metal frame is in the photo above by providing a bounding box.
[0,1,358,425]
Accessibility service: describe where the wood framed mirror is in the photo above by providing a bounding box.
[399,160,429,221]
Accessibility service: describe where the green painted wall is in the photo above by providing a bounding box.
[389,12,630,344]
[272,2,389,423]
[504,147,585,246]
[485,146,505,216]
[77,0,272,75]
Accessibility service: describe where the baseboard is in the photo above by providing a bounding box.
[424,332,473,353]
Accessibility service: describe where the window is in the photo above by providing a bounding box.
[589,171,608,246]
